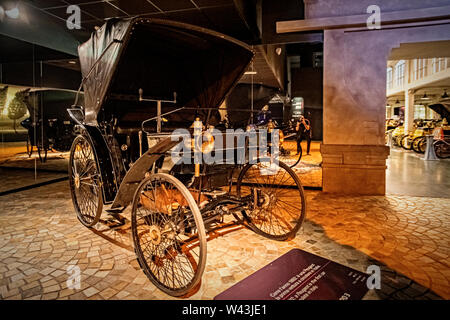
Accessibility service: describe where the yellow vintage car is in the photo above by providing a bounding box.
[390,126,404,146]
[401,127,424,150]
[401,121,435,150]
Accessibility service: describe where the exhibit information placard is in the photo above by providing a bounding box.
[215,248,369,300]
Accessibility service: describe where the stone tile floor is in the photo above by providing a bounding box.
[0,180,448,300]
[307,192,449,299]
[0,168,67,194]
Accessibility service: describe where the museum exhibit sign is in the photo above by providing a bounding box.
[215,249,369,300]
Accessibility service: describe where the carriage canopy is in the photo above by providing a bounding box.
[26,89,81,122]
[78,17,254,127]
[428,103,450,121]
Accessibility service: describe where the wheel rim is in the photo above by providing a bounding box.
[132,174,206,296]
[69,136,103,227]
[237,161,306,240]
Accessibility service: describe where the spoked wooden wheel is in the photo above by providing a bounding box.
[131,173,207,297]
[236,160,306,241]
[401,135,412,150]
[412,136,426,154]
[435,140,450,159]
[68,135,103,227]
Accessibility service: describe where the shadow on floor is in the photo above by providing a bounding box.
[88,206,442,300]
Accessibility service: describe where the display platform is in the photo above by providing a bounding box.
[215,248,369,300]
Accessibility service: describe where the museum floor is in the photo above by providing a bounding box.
[386,147,450,198]
[0,142,448,300]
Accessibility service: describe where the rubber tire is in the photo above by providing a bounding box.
[290,145,302,168]
[68,135,103,228]
[434,141,450,159]
[401,135,412,150]
[279,143,302,168]
[412,136,425,154]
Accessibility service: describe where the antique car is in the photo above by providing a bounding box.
[224,83,302,167]
[68,17,306,297]
[21,88,81,162]
[408,104,450,156]
[225,83,279,129]
[429,103,450,158]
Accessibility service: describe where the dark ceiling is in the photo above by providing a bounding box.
[23,0,260,43]
[0,0,317,90]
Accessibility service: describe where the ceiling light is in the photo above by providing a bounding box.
[421,92,430,100]
[244,71,257,75]
[5,7,19,19]
[276,47,282,56]
[68,60,77,64]
[441,90,449,99]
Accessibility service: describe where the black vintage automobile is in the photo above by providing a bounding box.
[21,88,81,162]
[68,17,306,297]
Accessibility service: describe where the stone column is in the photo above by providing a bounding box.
[321,24,450,195]
[404,89,415,133]
[322,29,390,195]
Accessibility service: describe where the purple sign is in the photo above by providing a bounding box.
[215,249,369,300]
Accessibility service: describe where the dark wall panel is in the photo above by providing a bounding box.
[291,67,323,140]
[1,62,81,90]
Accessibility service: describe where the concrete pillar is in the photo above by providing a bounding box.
[404,89,415,133]
[321,29,390,195]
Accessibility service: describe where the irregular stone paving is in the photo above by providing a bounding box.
[0,181,447,300]
[307,192,450,299]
